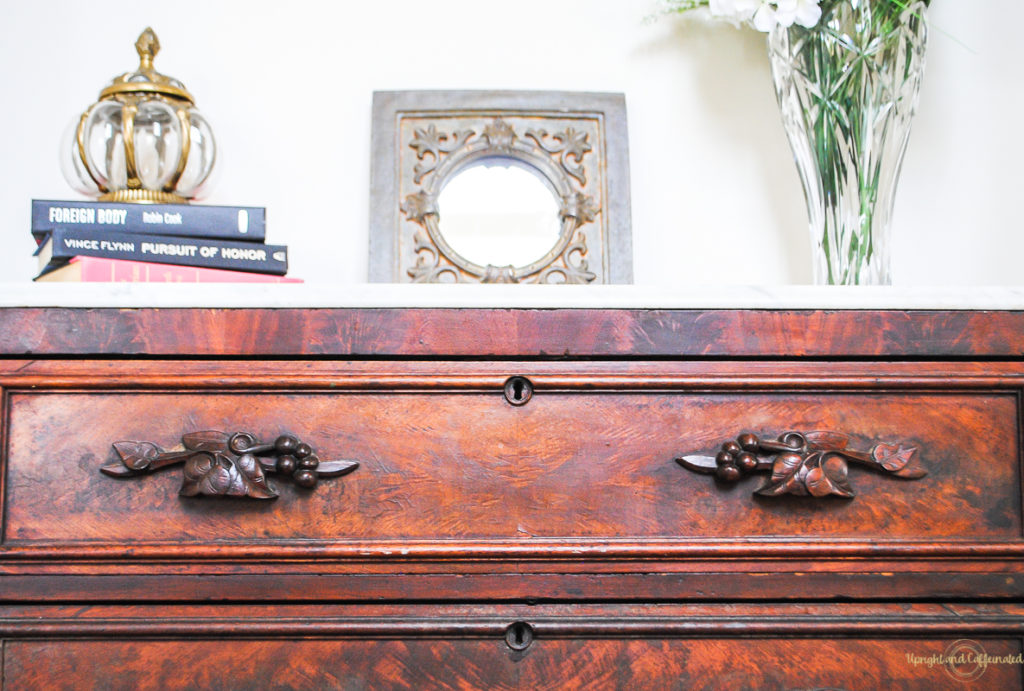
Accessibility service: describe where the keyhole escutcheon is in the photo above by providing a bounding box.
[503,376,534,406]
[505,621,535,651]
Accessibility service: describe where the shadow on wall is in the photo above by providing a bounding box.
[632,14,811,284]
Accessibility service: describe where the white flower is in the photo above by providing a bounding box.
[667,0,823,33]
[752,1,780,31]
[774,0,823,29]
[708,0,760,23]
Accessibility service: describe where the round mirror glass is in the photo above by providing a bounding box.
[437,160,562,268]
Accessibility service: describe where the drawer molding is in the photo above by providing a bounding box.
[100,429,359,499]
[3,603,1023,638]
[677,430,926,498]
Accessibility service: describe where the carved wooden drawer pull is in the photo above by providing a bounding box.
[101,430,359,499]
[676,431,926,499]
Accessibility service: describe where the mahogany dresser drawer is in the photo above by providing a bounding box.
[1,357,1022,601]
[1,307,1022,689]
[2,604,1022,690]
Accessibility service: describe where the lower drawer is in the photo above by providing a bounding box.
[2,604,1022,690]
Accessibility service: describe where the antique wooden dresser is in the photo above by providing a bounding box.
[1,299,1022,689]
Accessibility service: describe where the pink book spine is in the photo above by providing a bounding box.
[72,257,302,283]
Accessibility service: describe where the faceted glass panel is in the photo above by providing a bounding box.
[769,0,928,284]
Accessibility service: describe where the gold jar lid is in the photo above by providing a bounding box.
[98,27,194,104]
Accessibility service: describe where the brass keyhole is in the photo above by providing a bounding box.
[504,621,534,651]
[503,376,534,406]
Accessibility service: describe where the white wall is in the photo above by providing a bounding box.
[1,1,1019,286]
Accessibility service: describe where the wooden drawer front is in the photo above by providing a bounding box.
[3,361,1020,544]
[2,360,1022,601]
[2,604,1022,690]
[9,639,1023,690]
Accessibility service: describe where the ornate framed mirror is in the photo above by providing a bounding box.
[369,91,632,283]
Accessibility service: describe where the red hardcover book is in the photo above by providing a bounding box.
[34,257,303,283]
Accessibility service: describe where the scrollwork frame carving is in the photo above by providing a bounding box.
[369,91,633,284]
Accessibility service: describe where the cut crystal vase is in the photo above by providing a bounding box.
[769,0,928,285]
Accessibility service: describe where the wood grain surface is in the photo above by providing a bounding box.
[4,383,1018,544]
[1,308,1023,357]
[4,637,1021,690]
[3,603,1023,690]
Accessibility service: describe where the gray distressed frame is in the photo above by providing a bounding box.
[369,91,633,284]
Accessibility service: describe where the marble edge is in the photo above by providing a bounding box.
[1,283,1023,310]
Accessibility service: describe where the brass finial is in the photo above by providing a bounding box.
[135,27,160,70]
[99,28,193,103]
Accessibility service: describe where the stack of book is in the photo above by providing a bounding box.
[31,199,299,283]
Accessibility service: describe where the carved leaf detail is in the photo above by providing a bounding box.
[757,452,809,497]
[822,454,854,496]
[409,125,445,159]
[441,130,474,153]
[409,127,475,183]
[525,127,592,186]
[318,460,360,478]
[100,461,139,477]
[873,443,914,470]
[533,231,597,285]
[482,265,517,283]
[560,127,592,162]
[180,452,277,499]
[233,453,274,496]
[769,452,804,484]
[401,191,437,224]
[181,430,231,452]
[113,441,165,471]
[806,454,854,498]
[482,119,516,150]
[804,466,832,497]
[561,192,600,227]
[407,230,461,283]
[872,443,926,478]
[558,127,591,185]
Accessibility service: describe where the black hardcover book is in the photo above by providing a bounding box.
[31,199,266,244]
[35,227,288,277]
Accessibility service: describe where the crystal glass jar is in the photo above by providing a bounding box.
[61,28,216,204]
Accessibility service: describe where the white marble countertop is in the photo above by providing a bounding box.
[0,283,1022,309]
